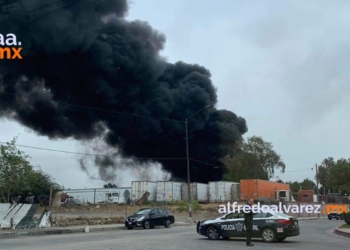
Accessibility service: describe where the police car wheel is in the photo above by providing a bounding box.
[261,228,276,242]
[207,226,219,240]
[143,220,151,229]
[165,220,171,228]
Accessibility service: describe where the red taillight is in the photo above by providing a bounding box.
[278,219,292,225]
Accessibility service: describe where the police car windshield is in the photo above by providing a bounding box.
[135,209,152,215]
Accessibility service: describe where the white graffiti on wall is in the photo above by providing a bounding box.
[0,203,31,228]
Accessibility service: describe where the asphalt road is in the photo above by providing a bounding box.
[1,219,349,250]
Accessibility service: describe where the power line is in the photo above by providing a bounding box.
[284,168,312,173]
[198,129,317,165]
[59,102,185,123]
[190,158,221,168]
[190,158,313,173]
[279,155,316,164]
[1,92,318,166]
[0,141,316,173]
[1,91,185,123]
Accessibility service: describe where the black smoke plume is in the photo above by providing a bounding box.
[0,0,248,182]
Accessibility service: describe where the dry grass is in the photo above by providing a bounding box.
[35,202,239,227]
[50,216,126,227]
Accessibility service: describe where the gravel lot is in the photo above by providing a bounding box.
[34,203,222,226]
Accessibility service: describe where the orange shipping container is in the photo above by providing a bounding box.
[240,179,290,201]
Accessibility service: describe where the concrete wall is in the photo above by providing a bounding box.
[0,203,39,229]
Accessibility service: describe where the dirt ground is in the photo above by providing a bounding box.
[34,203,230,227]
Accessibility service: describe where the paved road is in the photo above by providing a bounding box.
[1,219,349,250]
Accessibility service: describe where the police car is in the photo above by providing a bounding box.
[196,210,300,242]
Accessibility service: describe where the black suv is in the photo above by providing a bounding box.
[328,208,343,220]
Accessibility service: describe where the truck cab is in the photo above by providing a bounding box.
[106,192,126,204]
[276,190,295,202]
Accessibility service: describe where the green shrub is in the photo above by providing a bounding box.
[344,212,350,225]
[175,200,202,212]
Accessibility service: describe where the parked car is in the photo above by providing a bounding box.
[328,208,343,220]
[125,208,175,230]
[61,198,82,207]
[197,211,300,242]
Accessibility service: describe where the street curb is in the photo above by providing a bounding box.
[297,217,324,221]
[0,223,192,239]
[334,227,350,238]
[0,227,119,239]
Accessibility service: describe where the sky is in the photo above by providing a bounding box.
[1,0,350,189]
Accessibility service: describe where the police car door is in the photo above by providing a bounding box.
[251,212,267,237]
[219,212,247,237]
[218,212,241,237]
[231,213,246,237]
[230,212,263,237]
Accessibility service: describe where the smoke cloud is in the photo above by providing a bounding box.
[0,0,248,182]
[78,139,171,186]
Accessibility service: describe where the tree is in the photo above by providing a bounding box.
[0,136,62,203]
[316,157,335,191]
[221,136,286,182]
[287,181,301,192]
[104,183,117,188]
[0,137,35,202]
[326,158,350,195]
[30,167,62,196]
[300,178,315,190]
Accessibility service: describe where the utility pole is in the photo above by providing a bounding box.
[315,164,320,219]
[315,164,319,201]
[49,185,53,207]
[185,119,192,219]
[185,104,212,223]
